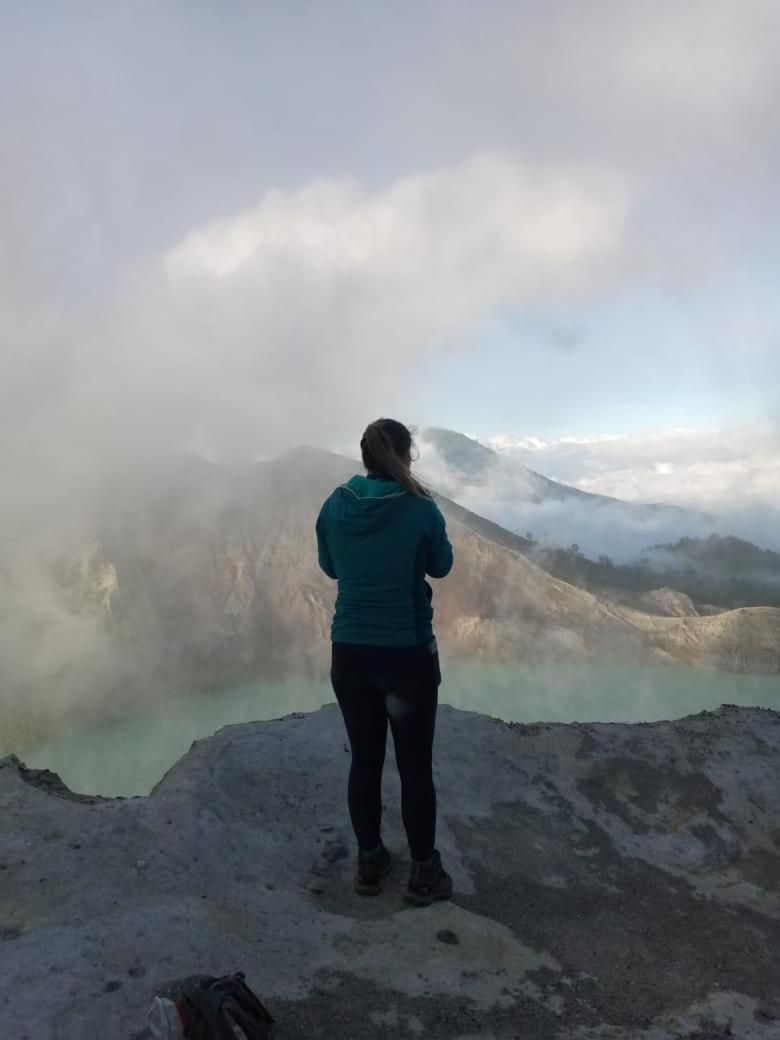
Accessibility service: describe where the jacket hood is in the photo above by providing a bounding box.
[333,475,408,534]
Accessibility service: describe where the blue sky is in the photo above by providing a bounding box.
[415,251,780,439]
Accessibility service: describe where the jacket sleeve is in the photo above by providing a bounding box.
[426,503,454,578]
[316,505,337,579]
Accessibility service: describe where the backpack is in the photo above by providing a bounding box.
[175,972,274,1039]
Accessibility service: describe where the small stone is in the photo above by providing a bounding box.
[127,962,146,978]
[437,929,460,945]
[135,860,148,870]
[103,979,122,993]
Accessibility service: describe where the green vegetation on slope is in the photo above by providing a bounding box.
[650,533,780,573]
[530,533,780,610]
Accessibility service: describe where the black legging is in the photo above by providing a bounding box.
[331,641,441,862]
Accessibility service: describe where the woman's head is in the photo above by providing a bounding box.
[360,419,430,497]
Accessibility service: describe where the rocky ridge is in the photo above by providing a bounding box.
[1,702,779,1039]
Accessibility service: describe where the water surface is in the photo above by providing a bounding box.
[16,661,780,797]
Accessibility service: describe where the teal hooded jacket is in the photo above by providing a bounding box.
[316,474,454,646]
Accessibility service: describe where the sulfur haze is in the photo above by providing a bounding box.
[1,2,779,741]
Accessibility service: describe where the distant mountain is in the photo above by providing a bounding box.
[421,426,694,512]
[418,427,712,560]
[420,427,498,484]
[417,431,780,607]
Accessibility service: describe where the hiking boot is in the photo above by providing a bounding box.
[355,842,392,896]
[405,849,453,907]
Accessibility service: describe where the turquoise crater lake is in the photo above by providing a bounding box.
[10,660,780,797]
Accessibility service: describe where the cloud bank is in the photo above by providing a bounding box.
[418,425,780,560]
[489,426,780,513]
[1,2,779,743]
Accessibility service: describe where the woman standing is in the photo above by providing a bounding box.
[316,418,454,905]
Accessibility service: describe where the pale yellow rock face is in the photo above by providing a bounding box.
[635,587,700,617]
[48,452,780,680]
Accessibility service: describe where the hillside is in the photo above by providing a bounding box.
[536,539,780,611]
[88,446,780,674]
[417,428,719,561]
[4,447,778,751]
[2,703,779,1038]
[66,447,780,680]
[649,533,780,576]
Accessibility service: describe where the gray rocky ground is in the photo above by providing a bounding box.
[1,702,779,1039]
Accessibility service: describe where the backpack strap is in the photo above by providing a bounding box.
[209,974,274,1036]
[177,973,273,1040]
[177,987,236,1040]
